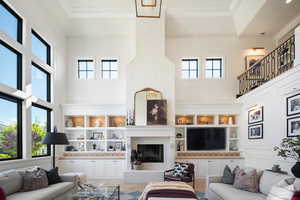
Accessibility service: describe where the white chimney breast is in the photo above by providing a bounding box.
[126,13,175,125]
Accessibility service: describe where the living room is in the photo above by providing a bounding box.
[1,0,300,199]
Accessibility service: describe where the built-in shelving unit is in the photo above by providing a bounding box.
[175,114,239,153]
[64,115,126,153]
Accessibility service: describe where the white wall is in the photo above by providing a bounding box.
[0,0,67,171]
[237,66,300,173]
[66,36,134,104]
[167,35,276,105]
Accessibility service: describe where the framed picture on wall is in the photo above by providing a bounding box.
[287,116,300,137]
[248,106,264,124]
[245,55,264,70]
[147,100,167,125]
[248,124,263,139]
[287,93,300,116]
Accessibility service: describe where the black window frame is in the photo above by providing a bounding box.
[31,103,51,158]
[77,60,94,80]
[32,62,51,103]
[205,58,224,79]
[181,58,199,79]
[101,59,119,80]
[0,0,23,43]
[0,92,22,161]
[0,40,22,90]
[31,30,51,66]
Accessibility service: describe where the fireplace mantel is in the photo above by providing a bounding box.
[125,126,175,137]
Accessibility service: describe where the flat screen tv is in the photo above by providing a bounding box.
[187,128,226,150]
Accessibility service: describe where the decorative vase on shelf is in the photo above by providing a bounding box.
[292,160,300,178]
[228,117,233,125]
[66,119,73,127]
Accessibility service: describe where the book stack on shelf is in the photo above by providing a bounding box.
[64,115,126,153]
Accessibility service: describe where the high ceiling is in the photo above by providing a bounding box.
[58,0,236,18]
[39,0,300,37]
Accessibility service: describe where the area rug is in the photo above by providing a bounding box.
[120,191,207,200]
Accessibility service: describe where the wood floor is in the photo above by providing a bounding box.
[89,178,207,192]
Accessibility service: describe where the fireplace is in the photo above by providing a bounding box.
[137,144,164,163]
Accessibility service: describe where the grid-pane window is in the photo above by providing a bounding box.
[0,1,22,43]
[101,59,118,80]
[32,63,50,102]
[0,41,21,89]
[205,58,224,79]
[78,60,94,80]
[181,59,198,80]
[32,105,51,157]
[32,30,51,65]
[0,94,22,160]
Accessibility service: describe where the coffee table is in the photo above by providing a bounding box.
[71,185,120,200]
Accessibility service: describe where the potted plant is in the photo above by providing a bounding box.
[131,150,142,170]
[274,135,300,177]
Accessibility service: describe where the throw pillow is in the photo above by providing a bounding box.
[20,168,48,192]
[44,167,61,185]
[267,178,296,200]
[221,165,234,184]
[233,168,259,193]
[0,187,6,200]
[292,191,300,200]
[173,163,189,177]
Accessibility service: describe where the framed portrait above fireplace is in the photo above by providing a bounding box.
[147,100,167,125]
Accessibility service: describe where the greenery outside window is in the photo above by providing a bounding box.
[32,104,51,157]
[0,93,22,160]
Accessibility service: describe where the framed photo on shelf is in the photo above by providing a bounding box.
[245,55,264,70]
[287,116,300,137]
[248,106,264,124]
[248,124,263,139]
[115,142,122,151]
[93,132,104,140]
[287,93,300,116]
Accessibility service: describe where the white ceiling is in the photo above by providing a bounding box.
[39,0,300,37]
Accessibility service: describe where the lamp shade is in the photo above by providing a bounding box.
[43,132,69,145]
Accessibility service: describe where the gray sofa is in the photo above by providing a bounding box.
[205,170,292,200]
[0,169,79,200]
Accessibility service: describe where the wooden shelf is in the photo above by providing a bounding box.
[219,115,236,125]
[108,116,126,127]
[88,116,106,128]
[175,115,194,125]
[65,115,85,128]
[197,115,215,125]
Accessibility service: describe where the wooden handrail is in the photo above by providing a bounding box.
[237,35,295,97]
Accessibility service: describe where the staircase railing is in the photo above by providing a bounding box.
[237,35,295,97]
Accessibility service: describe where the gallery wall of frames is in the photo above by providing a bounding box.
[286,93,300,137]
[248,106,264,140]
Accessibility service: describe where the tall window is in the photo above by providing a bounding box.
[101,59,119,80]
[0,1,22,43]
[32,30,51,65]
[78,60,94,80]
[181,59,199,80]
[0,40,22,89]
[0,93,22,161]
[205,58,224,79]
[32,104,51,157]
[32,63,50,102]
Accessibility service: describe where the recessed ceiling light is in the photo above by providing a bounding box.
[286,0,293,4]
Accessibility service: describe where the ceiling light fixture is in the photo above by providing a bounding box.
[286,0,293,4]
[135,0,162,18]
